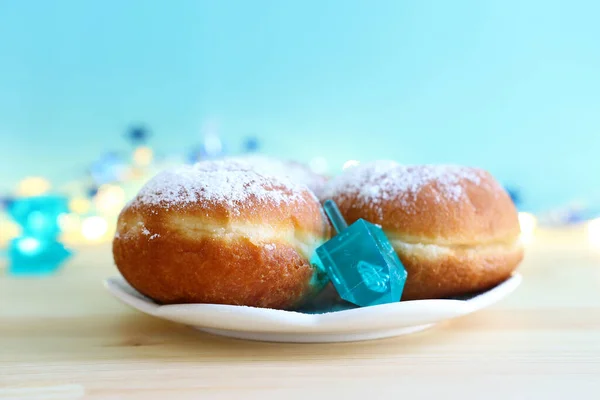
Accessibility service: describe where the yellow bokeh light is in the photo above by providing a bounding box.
[0,218,20,245]
[518,212,537,245]
[587,218,600,248]
[58,213,81,233]
[95,185,125,214]
[17,177,51,197]
[81,216,108,241]
[69,197,91,214]
[128,167,145,180]
[133,146,153,167]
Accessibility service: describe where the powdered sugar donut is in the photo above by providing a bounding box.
[113,160,331,309]
[322,161,523,300]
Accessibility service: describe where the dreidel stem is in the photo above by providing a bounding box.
[323,199,349,234]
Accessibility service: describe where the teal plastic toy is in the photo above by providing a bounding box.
[312,200,407,307]
[6,195,72,276]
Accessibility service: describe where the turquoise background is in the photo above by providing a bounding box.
[1,0,599,212]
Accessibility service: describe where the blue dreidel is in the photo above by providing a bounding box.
[6,196,72,276]
[311,200,408,307]
[8,237,71,276]
[7,196,68,239]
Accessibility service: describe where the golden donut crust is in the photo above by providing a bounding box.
[323,162,523,299]
[394,241,523,300]
[113,161,330,309]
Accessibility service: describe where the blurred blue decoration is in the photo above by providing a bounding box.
[506,186,522,208]
[89,152,126,185]
[6,195,72,276]
[0,195,14,211]
[538,201,600,227]
[201,133,224,159]
[562,205,600,225]
[311,200,407,307]
[243,136,260,153]
[186,146,203,164]
[125,125,150,146]
[187,134,226,163]
[565,212,585,224]
[87,185,99,199]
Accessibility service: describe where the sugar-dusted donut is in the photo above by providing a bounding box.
[113,160,331,309]
[321,161,523,300]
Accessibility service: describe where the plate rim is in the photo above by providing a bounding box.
[104,273,522,334]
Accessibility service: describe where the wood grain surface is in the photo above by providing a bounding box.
[1,228,600,399]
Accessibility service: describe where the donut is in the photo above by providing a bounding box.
[113,160,331,309]
[321,161,523,300]
[224,155,327,197]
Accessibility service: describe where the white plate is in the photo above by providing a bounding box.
[104,273,521,343]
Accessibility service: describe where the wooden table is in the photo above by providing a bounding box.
[1,228,600,399]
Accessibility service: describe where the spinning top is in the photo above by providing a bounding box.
[312,200,407,307]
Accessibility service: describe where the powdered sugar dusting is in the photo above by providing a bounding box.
[225,155,326,197]
[323,161,484,216]
[138,221,151,236]
[132,160,308,211]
